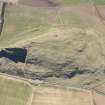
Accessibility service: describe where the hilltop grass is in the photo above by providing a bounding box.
[0,76,32,105]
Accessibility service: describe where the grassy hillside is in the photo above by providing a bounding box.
[0,0,104,89]
[0,4,97,47]
[0,2,104,87]
[0,0,104,48]
[0,1,105,105]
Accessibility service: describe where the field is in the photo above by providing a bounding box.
[0,76,32,105]
[32,86,92,105]
[0,75,93,105]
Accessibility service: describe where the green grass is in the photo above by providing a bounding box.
[0,76,32,105]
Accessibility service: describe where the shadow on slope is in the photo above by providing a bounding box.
[0,48,27,63]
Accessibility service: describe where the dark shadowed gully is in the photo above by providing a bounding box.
[0,48,27,63]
